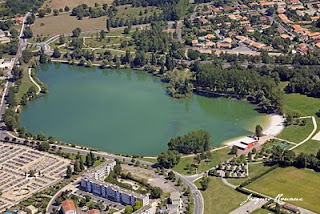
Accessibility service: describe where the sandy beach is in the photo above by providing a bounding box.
[225,114,285,146]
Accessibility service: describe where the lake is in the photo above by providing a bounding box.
[19,64,269,155]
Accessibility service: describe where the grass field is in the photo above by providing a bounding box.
[31,14,107,36]
[115,5,161,20]
[247,167,320,212]
[42,0,114,10]
[195,177,247,214]
[277,118,313,143]
[251,208,275,214]
[139,157,157,164]
[293,140,320,155]
[283,93,320,133]
[227,163,273,186]
[173,147,232,175]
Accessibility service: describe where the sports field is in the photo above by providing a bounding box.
[247,167,320,213]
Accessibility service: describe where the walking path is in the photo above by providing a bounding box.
[221,177,237,189]
[289,116,317,151]
[28,68,41,95]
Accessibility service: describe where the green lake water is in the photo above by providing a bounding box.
[19,64,269,155]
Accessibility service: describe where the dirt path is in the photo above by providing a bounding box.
[28,68,41,95]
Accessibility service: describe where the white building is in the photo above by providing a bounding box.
[80,159,150,208]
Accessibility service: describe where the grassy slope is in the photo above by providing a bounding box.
[16,64,34,103]
[277,118,313,143]
[173,147,233,175]
[293,140,320,155]
[246,167,320,212]
[195,177,247,214]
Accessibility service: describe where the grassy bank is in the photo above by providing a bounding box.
[277,117,313,143]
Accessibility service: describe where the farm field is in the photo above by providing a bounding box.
[246,167,320,213]
[277,118,313,143]
[42,0,114,10]
[195,177,247,214]
[173,147,233,175]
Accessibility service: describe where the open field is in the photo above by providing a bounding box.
[246,167,320,212]
[31,14,107,37]
[277,118,313,143]
[227,163,273,186]
[173,147,232,175]
[115,5,161,20]
[251,208,275,214]
[195,177,247,214]
[283,93,320,133]
[42,0,114,10]
[293,140,320,155]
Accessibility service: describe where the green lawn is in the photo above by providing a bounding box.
[173,147,233,175]
[246,167,320,212]
[251,208,275,214]
[277,118,313,143]
[195,177,247,214]
[227,163,273,186]
[115,5,161,20]
[293,140,320,155]
[283,93,320,133]
[139,157,157,164]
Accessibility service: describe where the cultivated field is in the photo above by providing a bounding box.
[31,14,107,36]
[42,0,114,10]
[196,177,247,214]
[246,167,320,213]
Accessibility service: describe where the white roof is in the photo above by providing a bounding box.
[240,137,257,145]
[234,142,248,149]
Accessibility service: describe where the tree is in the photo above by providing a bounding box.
[133,200,143,211]
[177,177,182,186]
[248,152,252,162]
[64,6,70,12]
[157,150,181,168]
[53,9,59,16]
[72,27,81,37]
[66,165,72,178]
[26,15,35,24]
[22,50,32,63]
[150,187,163,198]
[52,47,61,58]
[230,145,238,155]
[286,113,294,125]
[168,171,175,180]
[80,157,85,171]
[106,19,110,32]
[23,27,33,38]
[74,160,80,173]
[114,162,122,177]
[200,177,210,190]
[125,205,133,214]
[255,125,263,137]
[38,141,50,151]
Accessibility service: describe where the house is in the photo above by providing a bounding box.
[0,29,5,38]
[244,26,255,33]
[283,203,299,213]
[192,40,199,46]
[240,20,250,26]
[281,34,292,40]
[15,17,24,25]
[88,209,100,214]
[315,42,320,48]
[0,58,13,70]
[25,205,38,214]
[277,8,286,14]
[205,34,214,39]
[61,200,77,214]
[233,137,257,150]
[0,37,10,44]
[170,192,182,209]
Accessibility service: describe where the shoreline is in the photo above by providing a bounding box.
[224,114,285,147]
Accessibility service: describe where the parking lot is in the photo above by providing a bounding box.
[0,142,70,212]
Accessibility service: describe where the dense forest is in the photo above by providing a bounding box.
[1,0,45,17]
[193,63,284,113]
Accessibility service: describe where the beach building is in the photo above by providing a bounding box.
[234,137,258,150]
